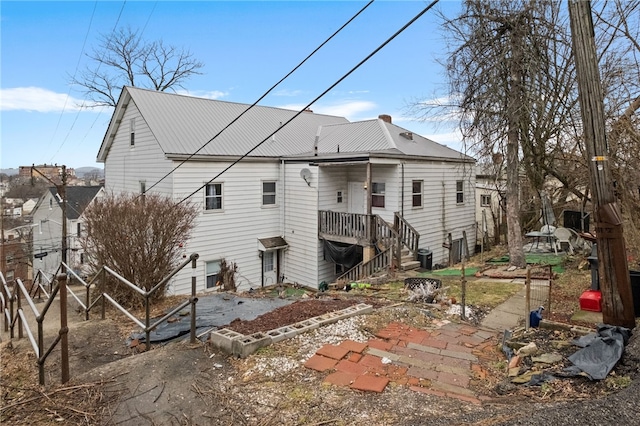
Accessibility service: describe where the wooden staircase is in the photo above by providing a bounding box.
[319,211,420,286]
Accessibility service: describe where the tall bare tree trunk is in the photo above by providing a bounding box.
[506,19,526,269]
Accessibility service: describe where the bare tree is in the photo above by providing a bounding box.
[425,1,573,267]
[80,193,199,308]
[72,26,204,107]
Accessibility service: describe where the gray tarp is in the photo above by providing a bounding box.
[565,324,631,380]
[131,293,293,344]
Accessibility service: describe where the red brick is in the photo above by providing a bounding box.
[359,354,384,369]
[407,366,438,381]
[447,343,474,353]
[316,344,350,360]
[438,356,471,369]
[335,359,368,375]
[350,374,389,393]
[348,353,363,363]
[403,330,430,344]
[367,339,393,351]
[304,355,337,372]
[324,371,358,387]
[340,339,367,354]
[410,386,446,397]
[459,326,478,336]
[437,371,470,388]
[420,338,448,350]
[408,377,420,386]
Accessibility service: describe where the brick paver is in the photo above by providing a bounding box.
[350,374,389,393]
[316,344,350,360]
[304,354,338,372]
[305,318,497,402]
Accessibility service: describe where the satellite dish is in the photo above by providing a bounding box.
[300,168,312,186]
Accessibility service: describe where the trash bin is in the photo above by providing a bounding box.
[417,249,433,270]
[587,243,599,290]
[630,270,640,317]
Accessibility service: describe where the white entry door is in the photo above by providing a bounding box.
[262,250,277,286]
[348,182,365,214]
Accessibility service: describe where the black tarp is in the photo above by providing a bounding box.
[130,293,293,344]
[323,240,363,269]
[564,324,631,380]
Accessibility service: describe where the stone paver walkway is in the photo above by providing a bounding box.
[304,320,499,404]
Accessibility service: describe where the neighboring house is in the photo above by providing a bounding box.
[31,186,104,278]
[97,87,476,294]
[22,198,38,215]
[475,162,506,245]
[1,232,32,284]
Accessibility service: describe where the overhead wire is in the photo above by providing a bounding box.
[178,0,440,205]
[143,0,375,195]
[48,0,129,163]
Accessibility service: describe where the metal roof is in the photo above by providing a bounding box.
[98,87,473,163]
[309,119,473,161]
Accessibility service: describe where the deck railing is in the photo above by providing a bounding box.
[394,212,420,256]
[334,247,392,284]
[318,210,372,244]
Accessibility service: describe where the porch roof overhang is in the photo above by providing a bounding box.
[258,236,288,251]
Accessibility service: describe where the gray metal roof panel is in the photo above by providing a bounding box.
[127,87,349,157]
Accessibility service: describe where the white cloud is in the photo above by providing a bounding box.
[273,89,305,97]
[0,87,90,112]
[178,89,228,100]
[276,100,377,119]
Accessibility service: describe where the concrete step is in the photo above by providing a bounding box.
[401,260,420,271]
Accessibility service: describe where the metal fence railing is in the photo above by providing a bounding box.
[0,253,200,385]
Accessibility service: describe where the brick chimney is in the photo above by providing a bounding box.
[378,114,392,124]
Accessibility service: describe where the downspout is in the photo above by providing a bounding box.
[280,159,286,282]
[401,162,405,217]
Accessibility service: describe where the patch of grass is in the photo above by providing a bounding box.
[427,267,479,277]
[424,276,523,308]
[605,375,632,390]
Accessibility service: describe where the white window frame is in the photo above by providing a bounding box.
[412,180,423,208]
[205,183,223,211]
[262,181,277,206]
[205,260,221,289]
[336,190,343,204]
[130,118,136,147]
[456,180,464,204]
[372,182,385,208]
[481,194,491,207]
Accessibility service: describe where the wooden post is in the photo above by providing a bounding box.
[525,267,531,330]
[59,273,69,384]
[461,260,466,320]
[568,0,635,328]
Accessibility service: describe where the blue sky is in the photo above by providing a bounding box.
[1,1,462,170]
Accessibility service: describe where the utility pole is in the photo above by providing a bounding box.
[568,0,635,328]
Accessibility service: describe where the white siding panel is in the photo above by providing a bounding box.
[282,163,321,288]
[168,160,283,293]
[103,102,173,195]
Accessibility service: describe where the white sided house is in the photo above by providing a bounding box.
[97,87,476,294]
[31,186,104,278]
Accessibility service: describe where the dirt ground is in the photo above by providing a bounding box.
[2,266,640,425]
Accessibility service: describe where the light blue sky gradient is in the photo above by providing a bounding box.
[1,1,462,169]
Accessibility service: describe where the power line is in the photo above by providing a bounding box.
[178,0,440,205]
[49,0,128,163]
[144,0,375,195]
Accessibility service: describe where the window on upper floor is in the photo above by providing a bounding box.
[481,194,491,207]
[6,254,13,265]
[412,180,423,207]
[77,222,82,236]
[49,198,53,210]
[130,118,136,147]
[262,181,276,206]
[206,260,221,289]
[337,190,343,204]
[205,183,223,210]
[456,180,464,204]
[372,182,385,208]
